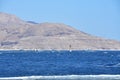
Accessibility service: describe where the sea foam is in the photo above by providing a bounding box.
[0,75,120,80]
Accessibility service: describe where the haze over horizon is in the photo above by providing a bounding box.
[0,0,120,41]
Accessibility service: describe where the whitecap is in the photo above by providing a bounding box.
[113,63,120,67]
[103,51,108,54]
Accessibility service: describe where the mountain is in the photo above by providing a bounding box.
[0,12,120,50]
[27,21,38,24]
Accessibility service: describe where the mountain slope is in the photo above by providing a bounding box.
[0,12,120,50]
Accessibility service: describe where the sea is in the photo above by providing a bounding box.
[0,50,120,80]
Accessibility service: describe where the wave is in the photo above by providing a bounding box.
[0,75,120,80]
[105,63,120,68]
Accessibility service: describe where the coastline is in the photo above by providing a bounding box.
[0,49,120,51]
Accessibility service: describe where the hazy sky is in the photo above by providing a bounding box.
[0,0,120,40]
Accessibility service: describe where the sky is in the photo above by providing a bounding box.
[0,0,120,41]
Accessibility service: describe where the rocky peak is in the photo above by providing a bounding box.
[0,12,24,24]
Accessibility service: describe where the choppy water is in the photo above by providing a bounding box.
[0,50,120,80]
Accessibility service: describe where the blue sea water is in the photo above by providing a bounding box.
[0,50,120,80]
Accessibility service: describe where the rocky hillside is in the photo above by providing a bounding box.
[0,12,120,50]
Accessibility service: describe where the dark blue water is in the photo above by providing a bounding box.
[0,50,120,77]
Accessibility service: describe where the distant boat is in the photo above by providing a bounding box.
[69,44,72,52]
